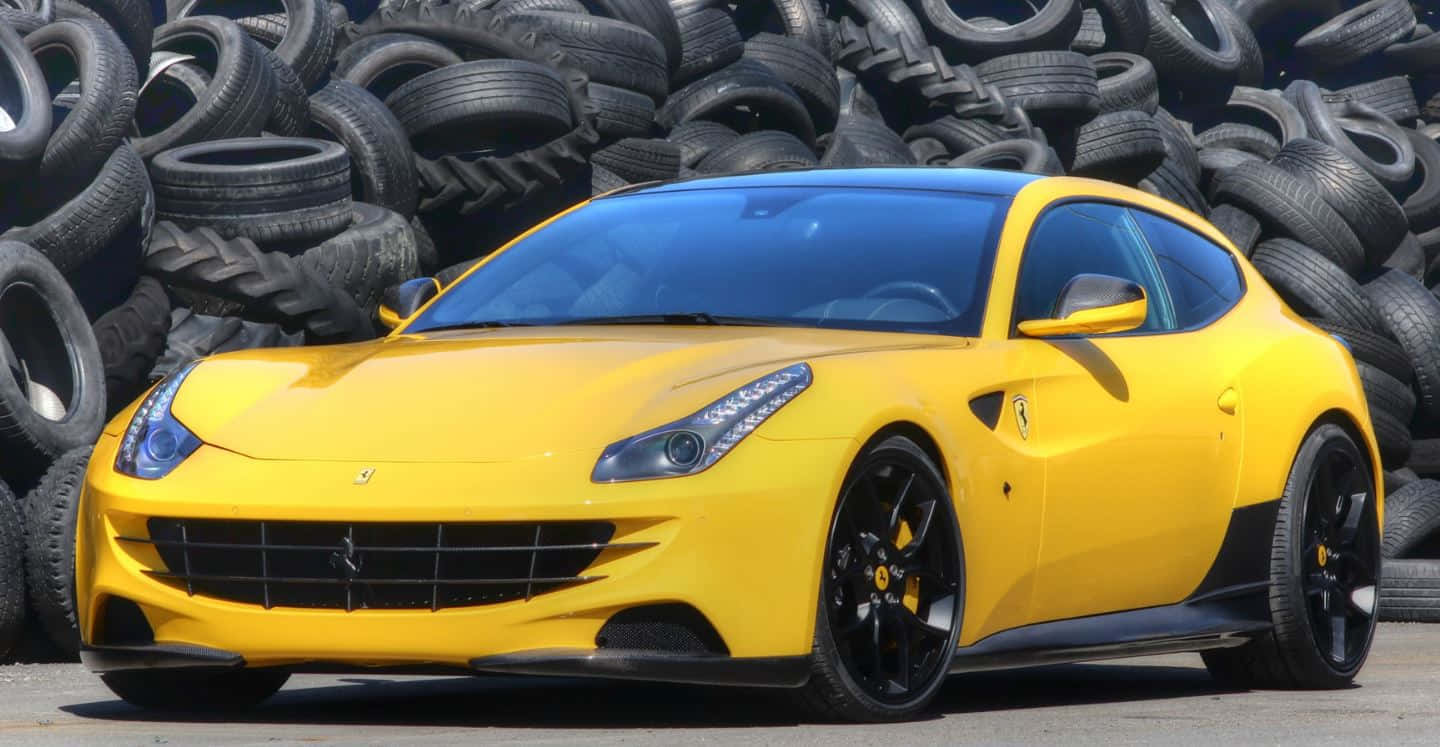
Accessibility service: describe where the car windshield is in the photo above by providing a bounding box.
[406,185,1010,337]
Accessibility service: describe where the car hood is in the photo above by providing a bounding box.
[170,326,961,462]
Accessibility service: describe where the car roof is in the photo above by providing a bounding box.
[597,166,1045,199]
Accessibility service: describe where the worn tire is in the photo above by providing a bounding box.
[697,129,816,173]
[1379,559,1440,622]
[2,144,146,276]
[1068,109,1165,183]
[657,58,814,145]
[743,32,838,133]
[55,0,152,76]
[589,81,656,138]
[581,0,681,78]
[0,20,51,182]
[151,137,352,248]
[150,307,301,379]
[975,50,1100,124]
[1287,80,1416,195]
[1271,139,1409,269]
[384,58,575,155]
[333,31,461,101]
[1211,160,1367,275]
[1294,0,1415,72]
[591,137,681,182]
[666,119,737,167]
[0,483,22,660]
[22,446,89,656]
[1327,77,1420,124]
[669,5,741,86]
[1308,319,1414,386]
[306,79,418,218]
[916,0,1082,63]
[1143,0,1261,94]
[819,114,915,167]
[298,203,418,318]
[1207,203,1262,255]
[506,11,668,101]
[1250,238,1384,333]
[1092,51,1157,114]
[1362,269,1440,421]
[179,0,336,90]
[143,222,370,342]
[0,240,106,478]
[92,276,171,416]
[1401,128,1440,234]
[950,138,1064,175]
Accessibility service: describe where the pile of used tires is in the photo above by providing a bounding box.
[1,0,1440,659]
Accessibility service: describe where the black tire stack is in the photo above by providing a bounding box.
[1,0,1439,660]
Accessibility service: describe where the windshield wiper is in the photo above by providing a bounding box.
[411,320,536,333]
[559,312,783,327]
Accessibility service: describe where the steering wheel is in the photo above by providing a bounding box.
[861,280,960,318]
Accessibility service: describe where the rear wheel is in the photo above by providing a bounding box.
[100,668,290,711]
[1202,423,1380,688]
[796,436,962,722]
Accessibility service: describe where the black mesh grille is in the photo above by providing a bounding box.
[596,604,729,654]
[128,519,636,611]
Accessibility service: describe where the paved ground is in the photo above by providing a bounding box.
[3,623,1439,745]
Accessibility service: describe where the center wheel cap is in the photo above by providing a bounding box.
[1318,545,1328,567]
[874,564,891,591]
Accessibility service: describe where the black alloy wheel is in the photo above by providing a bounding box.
[1299,435,1380,671]
[798,435,963,721]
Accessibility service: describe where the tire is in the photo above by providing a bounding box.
[669,6,741,86]
[506,11,668,102]
[730,0,829,57]
[180,0,336,90]
[100,668,291,711]
[306,79,418,218]
[258,45,308,136]
[1294,0,1415,72]
[1371,407,1413,470]
[1083,0,1148,54]
[383,59,574,156]
[150,137,352,248]
[1381,478,1440,559]
[580,0,681,78]
[666,119,737,167]
[1199,149,1263,197]
[1271,138,1409,269]
[950,138,1064,176]
[1384,232,1425,281]
[333,31,462,101]
[1195,122,1278,158]
[589,81,656,138]
[903,115,1014,158]
[1201,423,1379,689]
[1154,106,1201,182]
[92,275,170,416]
[133,17,278,160]
[743,32,838,134]
[1210,160,1367,275]
[1307,319,1414,386]
[143,222,371,343]
[1286,80,1415,195]
[1401,128,1440,233]
[590,163,628,194]
[1326,77,1420,124]
[1362,269,1440,421]
[1384,467,1420,495]
[497,0,589,14]
[0,20,51,182]
[1071,7,1107,53]
[2,143,146,275]
[1139,152,1208,215]
[1358,360,1417,424]
[1067,109,1165,184]
[55,0,151,76]
[20,17,138,219]
[1379,559,1440,622]
[697,129,817,173]
[1220,86,1307,147]
[795,435,963,722]
[843,0,926,51]
[1143,0,1261,94]
[0,241,106,478]
[1383,26,1440,75]
[819,114,915,167]
[0,482,22,660]
[1092,51,1157,115]
[657,59,814,145]
[150,307,301,379]
[974,50,1100,125]
[297,203,419,318]
[1250,238,1384,333]
[1206,203,1262,255]
[916,0,1081,64]
[132,60,210,140]
[590,137,680,182]
[1410,438,1440,476]
[21,446,88,656]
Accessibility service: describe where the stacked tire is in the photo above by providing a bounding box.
[3,0,1440,664]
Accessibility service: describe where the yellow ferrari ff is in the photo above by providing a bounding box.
[78,168,1382,721]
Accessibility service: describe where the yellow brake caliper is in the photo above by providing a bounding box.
[894,516,920,614]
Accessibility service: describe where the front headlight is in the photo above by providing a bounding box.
[592,362,813,483]
[115,362,203,480]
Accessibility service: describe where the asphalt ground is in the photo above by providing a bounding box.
[2,622,1438,745]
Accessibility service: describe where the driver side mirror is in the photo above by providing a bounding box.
[378,277,441,330]
[1017,274,1148,338]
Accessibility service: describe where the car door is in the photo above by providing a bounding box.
[1012,201,1244,624]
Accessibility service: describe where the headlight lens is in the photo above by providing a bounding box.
[592,362,812,482]
[115,362,203,480]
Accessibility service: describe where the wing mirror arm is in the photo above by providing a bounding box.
[378,277,442,330]
[1017,274,1148,338]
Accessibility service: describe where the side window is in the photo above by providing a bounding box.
[1130,210,1244,329]
[1013,202,1176,334]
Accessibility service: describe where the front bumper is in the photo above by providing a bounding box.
[78,433,854,682]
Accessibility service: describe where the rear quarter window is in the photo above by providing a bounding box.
[1130,210,1245,330]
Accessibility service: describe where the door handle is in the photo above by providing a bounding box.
[1217,387,1239,415]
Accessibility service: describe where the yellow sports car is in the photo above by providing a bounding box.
[78,168,1381,721]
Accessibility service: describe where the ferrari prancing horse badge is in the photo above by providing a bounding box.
[1012,394,1030,440]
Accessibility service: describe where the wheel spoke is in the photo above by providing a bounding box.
[1338,490,1369,545]
[901,500,937,559]
[836,604,874,638]
[845,512,878,556]
[904,566,958,592]
[888,473,917,537]
[870,609,884,679]
[1349,585,1376,617]
[898,603,951,640]
[893,608,912,692]
[862,476,889,535]
[1330,612,1346,663]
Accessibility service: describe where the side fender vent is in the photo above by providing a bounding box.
[969,391,1005,429]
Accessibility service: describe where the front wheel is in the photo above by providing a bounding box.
[795,435,964,722]
[1203,422,1380,688]
[100,668,290,711]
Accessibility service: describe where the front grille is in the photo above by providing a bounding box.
[122,519,648,611]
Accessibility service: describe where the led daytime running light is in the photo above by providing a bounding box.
[115,362,203,480]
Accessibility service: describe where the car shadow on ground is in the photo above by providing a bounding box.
[60,660,1239,729]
